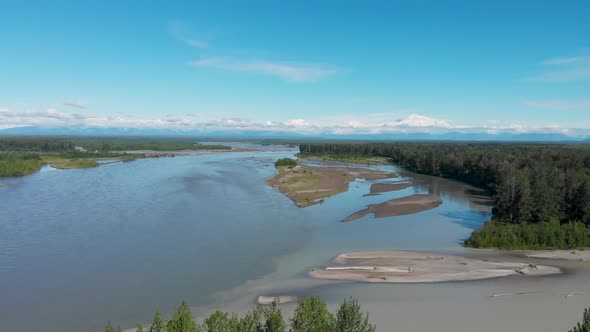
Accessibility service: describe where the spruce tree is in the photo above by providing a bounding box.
[166,301,201,332]
[149,311,166,332]
[336,298,376,332]
[291,296,336,332]
[263,301,286,332]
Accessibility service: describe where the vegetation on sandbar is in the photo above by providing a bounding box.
[274,158,297,167]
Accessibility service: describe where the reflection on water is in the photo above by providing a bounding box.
[1,146,588,332]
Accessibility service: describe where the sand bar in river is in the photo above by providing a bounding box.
[309,251,561,283]
[344,193,442,221]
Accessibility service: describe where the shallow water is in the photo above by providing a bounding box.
[1,147,588,332]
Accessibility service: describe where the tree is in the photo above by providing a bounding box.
[149,311,166,332]
[569,307,590,332]
[166,301,201,332]
[263,302,286,332]
[137,324,145,332]
[336,298,375,332]
[204,310,238,332]
[105,321,115,332]
[238,306,264,332]
[291,296,336,332]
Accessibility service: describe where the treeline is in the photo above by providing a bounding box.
[300,142,590,249]
[0,136,231,152]
[106,297,375,332]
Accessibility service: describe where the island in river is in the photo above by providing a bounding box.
[266,164,397,207]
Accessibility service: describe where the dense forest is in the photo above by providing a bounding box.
[106,297,375,332]
[299,142,590,249]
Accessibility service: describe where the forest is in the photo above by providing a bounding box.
[299,142,590,249]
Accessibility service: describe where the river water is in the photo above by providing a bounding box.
[1,145,588,332]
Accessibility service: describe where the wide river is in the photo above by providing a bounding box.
[1,145,589,332]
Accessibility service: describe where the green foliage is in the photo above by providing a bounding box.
[291,296,336,332]
[237,306,264,332]
[274,158,297,167]
[166,301,202,332]
[569,307,590,332]
[149,311,165,332]
[0,136,231,152]
[204,311,239,332]
[137,324,145,332]
[336,298,376,332]
[105,321,115,332]
[263,302,286,332]
[0,152,44,177]
[106,298,376,332]
[465,220,590,249]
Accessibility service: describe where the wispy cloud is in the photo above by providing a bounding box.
[63,101,87,109]
[168,20,209,49]
[524,99,590,110]
[530,54,590,82]
[190,57,338,82]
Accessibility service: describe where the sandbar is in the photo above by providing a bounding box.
[309,251,561,283]
[267,165,397,207]
[363,181,412,196]
[256,295,298,305]
[521,250,590,261]
[344,193,442,221]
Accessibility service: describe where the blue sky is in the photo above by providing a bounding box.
[1,1,590,136]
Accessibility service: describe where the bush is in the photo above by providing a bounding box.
[274,158,297,167]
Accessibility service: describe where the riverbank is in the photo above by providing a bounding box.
[266,164,397,207]
[309,251,561,283]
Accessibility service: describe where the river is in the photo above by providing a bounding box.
[1,145,588,331]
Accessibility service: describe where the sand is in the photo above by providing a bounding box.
[363,181,412,196]
[267,165,397,207]
[521,250,590,261]
[256,295,298,305]
[309,251,561,283]
[343,193,442,222]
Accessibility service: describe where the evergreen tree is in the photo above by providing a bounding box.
[204,310,238,332]
[291,296,336,332]
[238,306,264,332]
[166,301,201,332]
[149,311,166,332]
[336,298,376,332]
[105,321,115,332]
[263,302,286,332]
[569,307,590,332]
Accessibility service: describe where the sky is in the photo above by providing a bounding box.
[1,0,590,137]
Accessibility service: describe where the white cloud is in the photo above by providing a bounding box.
[190,57,338,82]
[524,99,590,110]
[2,108,590,137]
[531,54,590,82]
[63,101,87,109]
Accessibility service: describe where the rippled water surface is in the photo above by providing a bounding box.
[1,146,588,332]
